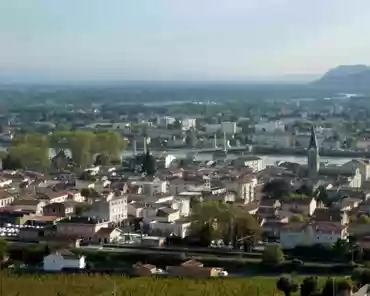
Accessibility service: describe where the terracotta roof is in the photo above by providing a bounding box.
[181,259,203,267]
[13,199,41,206]
[311,208,344,223]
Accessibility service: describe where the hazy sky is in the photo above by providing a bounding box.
[2,0,370,82]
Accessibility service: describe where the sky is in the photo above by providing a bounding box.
[1,0,370,82]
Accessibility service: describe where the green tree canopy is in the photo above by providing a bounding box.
[189,202,261,247]
[276,275,298,296]
[262,244,284,265]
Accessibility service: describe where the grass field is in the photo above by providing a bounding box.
[1,273,335,296]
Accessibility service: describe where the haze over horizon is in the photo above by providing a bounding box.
[2,0,370,83]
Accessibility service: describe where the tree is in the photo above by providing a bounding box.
[351,268,365,289]
[81,188,93,198]
[92,132,126,161]
[189,202,261,247]
[321,278,350,296]
[2,153,22,170]
[360,269,370,286]
[296,184,313,196]
[141,151,157,176]
[359,215,370,224]
[316,186,330,206]
[333,238,351,260]
[300,276,318,296]
[262,179,291,200]
[68,132,95,168]
[262,244,284,265]
[94,153,110,166]
[276,275,298,296]
[8,144,50,171]
[52,150,69,171]
[291,214,304,222]
[336,280,352,296]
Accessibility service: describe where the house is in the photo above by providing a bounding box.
[149,220,191,238]
[37,190,70,204]
[56,217,111,242]
[221,175,257,203]
[12,199,46,214]
[232,156,265,172]
[93,227,121,244]
[172,196,191,217]
[43,249,86,271]
[168,177,206,196]
[0,191,15,208]
[334,197,362,211]
[311,208,349,225]
[84,195,127,224]
[281,197,317,216]
[155,208,180,223]
[129,178,168,196]
[127,202,145,218]
[342,159,370,183]
[166,260,225,278]
[42,202,76,217]
[280,222,348,249]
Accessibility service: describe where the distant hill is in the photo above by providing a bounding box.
[313,65,370,89]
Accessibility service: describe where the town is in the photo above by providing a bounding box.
[1,87,370,296]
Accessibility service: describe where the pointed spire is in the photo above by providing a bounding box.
[143,136,147,154]
[308,125,318,150]
[133,138,137,156]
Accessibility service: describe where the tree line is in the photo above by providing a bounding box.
[187,202,261,249]
[1,131,127,171]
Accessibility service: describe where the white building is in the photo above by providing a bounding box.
[280,222,348,249]
[149,220,191,238]
[84,195,127,223]
[233,156,265,172]
[158,116,176,128]
[172,196,191,217]
[221,176,257,203]
[205,124,221,135]
[130,178,168,196]
[252,132,292,148]
[43,250,86,272]
[181,118,196,131]
[205,122,237,135]
[221,122,237,135]
[254,120,286,133]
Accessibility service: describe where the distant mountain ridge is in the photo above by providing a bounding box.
[313,65,370,89]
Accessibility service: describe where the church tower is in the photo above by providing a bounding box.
[307,125,320,178]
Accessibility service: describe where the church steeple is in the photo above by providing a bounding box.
[308,125,318,150]
[307,125,320,178]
